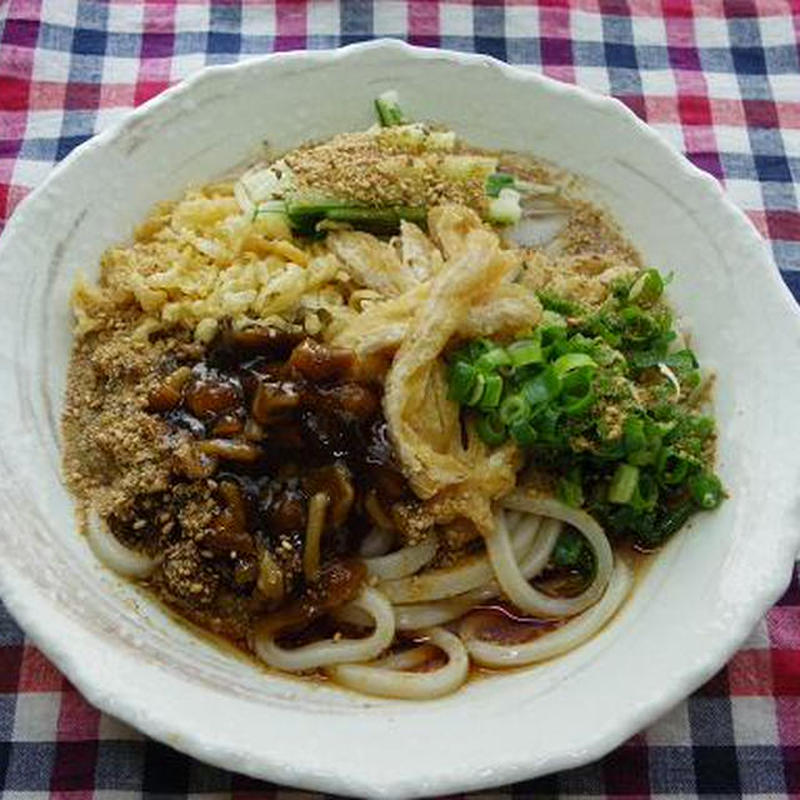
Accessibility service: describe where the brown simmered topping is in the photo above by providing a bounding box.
[197,439,263,463]
[185,371,242,421]
[256,559,367,637]
[266,487,307,536]
[64,310,413,649]
[288,340,356,382]
[210,414,244,437]
[147,366,192,412]
[251,381,300,424]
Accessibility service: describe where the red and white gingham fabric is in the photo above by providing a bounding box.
[1,1,799,796]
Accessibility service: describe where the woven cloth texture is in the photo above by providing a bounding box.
[1,1,798,796]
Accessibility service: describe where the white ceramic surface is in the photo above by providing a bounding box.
[0,41,799,799]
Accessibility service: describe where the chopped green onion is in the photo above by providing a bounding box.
[448,361,477,403]
[552,529,587,567]
[628,449,658,467]
[656,447,690,485]
[374,90,409,127]
[552,352,597,378]
[620,306,659,343]
[540,325,568,359]
[461,339,492,362]
[486,172,557,200]
[654,419,677,437]
[665,349,698,373]
[608,464,640,505]
[323,205,426,231]
[594,437,627,461]
[252,199,287,220]
[628,350,659,370]
[466,372,486,407]
[509,420,537,447]
[692,415,715,439]
[536,406,563,443]
[521,367,561,406]
[557,477,585,508]
[627,421,662,466]
[476,346,512,372]
[560,375,595,416]
[540,310,567,329]
[476,413,507,446]
[623,417,646,454]
[486,172,516,197]
[588,314,622,347]
[445,300,722,543]
[479,374,503,409]
[499,393,530,426]
[286,199,426,234]
[632,472,659,511]
[688,472,723,509]
[507,337,542,367]
[628,269,664,306]
[683,370,701,390]
[654,502,695,541]
[537,291,583,317]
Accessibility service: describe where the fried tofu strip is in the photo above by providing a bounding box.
[383,214,518,500]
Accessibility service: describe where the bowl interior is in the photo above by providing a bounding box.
[0,42,798,798]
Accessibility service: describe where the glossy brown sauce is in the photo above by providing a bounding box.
[151,331,408,583]
[104,328,414,650]
[157,328,408,560]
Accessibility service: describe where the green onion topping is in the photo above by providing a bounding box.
[445,271,723,549]
[476,413,507,446]
[628,269,664,306]
[608,464,640,505]
[374,90,409,127]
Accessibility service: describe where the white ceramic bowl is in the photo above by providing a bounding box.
[0,40,798,799]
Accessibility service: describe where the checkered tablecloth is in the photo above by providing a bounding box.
[1,1,799,797]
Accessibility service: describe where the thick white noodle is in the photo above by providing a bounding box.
[86,511,157,579]
[486,497,613,617]
[392,515,560,631]
[380,518,540,603]
[327,627,469,699]
[517,516,562,578]
[363,536,438,581]
[394,597,477,630]
[461,560,632,667]
[505,510,523,532]
[253,587,395,672]
[359,526,395,558]
[376,645,438,670]
[338,593,478,630]
[331,603,372,627]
